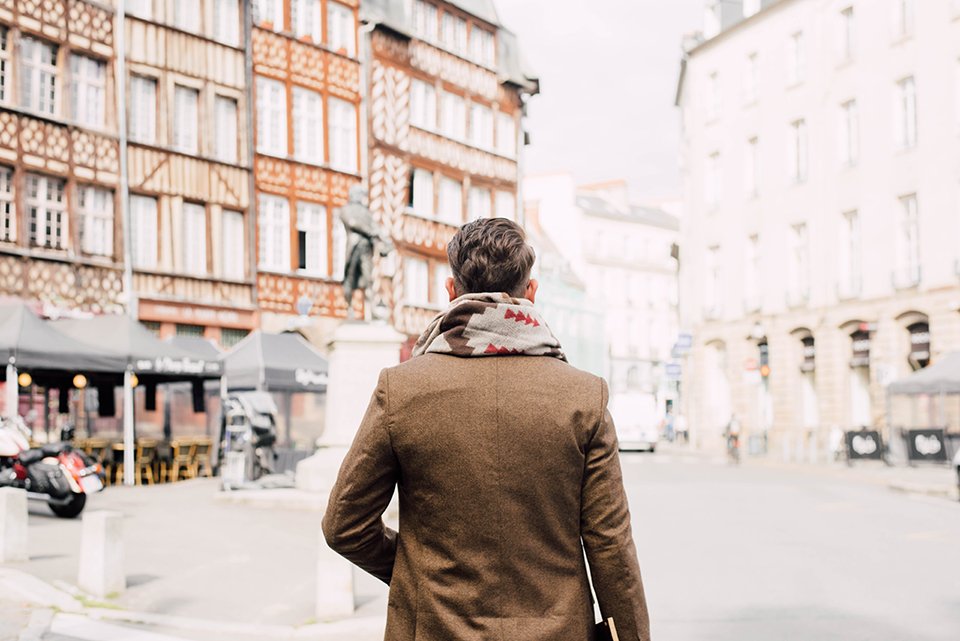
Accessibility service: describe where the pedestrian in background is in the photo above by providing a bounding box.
[322,218,650,641]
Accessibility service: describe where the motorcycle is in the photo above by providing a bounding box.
[219,391,278,486]
[0,417,104,518]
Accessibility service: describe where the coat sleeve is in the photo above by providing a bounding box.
[321,369,399,585]
[581,378,650,641]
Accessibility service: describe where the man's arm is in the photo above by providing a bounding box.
[321,370,399,584]
[581,379,650,641]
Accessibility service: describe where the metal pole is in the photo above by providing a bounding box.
[123,369,135,486]
[5,363,17,419]
[115,0,135,320]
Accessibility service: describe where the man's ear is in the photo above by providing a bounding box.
[525,279,538,304]
[445,277,458,302]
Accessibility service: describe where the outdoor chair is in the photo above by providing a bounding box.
[83,437,110,465]
[168,438,197,482]
[136,439,158,485]
[191,438,213,478]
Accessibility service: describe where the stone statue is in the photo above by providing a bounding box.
[337,185,394,321]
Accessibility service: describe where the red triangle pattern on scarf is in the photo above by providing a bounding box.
[504,308,540,327]
[485,343,523,355]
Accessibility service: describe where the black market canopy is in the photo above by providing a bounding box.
[223,331,328,393]
[887,352,960,396]
[0,302,126,377]
[53,315,222,381]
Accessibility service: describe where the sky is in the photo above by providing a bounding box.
[495,0,703,204]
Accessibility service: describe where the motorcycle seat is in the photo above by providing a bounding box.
[41,442,69,457]
[18,449,44,465]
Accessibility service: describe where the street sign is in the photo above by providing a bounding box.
[296,295,313,317]
[665,363,682,379]
[905,428,948,463]
[845,430,884,461]
[676,333,693,351]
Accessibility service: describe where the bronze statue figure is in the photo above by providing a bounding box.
[338,185,394,320]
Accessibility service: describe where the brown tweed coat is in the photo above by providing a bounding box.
[322,354,650,641]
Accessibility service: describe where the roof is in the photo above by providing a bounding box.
[222,331,329,393]
[166,336,223,362]
[888,353,960,396]
[53,315,222,378]
[361,0,538,93]
[575,195,680,231]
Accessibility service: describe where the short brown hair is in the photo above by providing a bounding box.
[447,218,536,298]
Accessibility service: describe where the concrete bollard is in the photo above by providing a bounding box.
[0,487,28,562]
[316,527,355,619]
[78,511,125,598]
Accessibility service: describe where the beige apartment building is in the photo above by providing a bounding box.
[676,0,960,457]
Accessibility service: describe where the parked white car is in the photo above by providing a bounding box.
[609,393,659,453]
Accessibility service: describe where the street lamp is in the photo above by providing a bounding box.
[17,372,32,387]
[72,374,88,389]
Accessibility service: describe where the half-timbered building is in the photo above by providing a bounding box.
[0,0,124,315]
[250,0,363,338]
[361,0,538,347]
[122,0,255,347]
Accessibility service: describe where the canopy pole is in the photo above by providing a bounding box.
[5,363,17,419]
[123,369,135,487]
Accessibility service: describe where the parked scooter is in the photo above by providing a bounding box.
[0,417,104,518]
[218,391,278,486]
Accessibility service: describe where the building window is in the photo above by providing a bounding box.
[213,96,239,164]
[894,0,914,38]
[787,31,805,85]
[744,235,760,311]
[254,0,284,31]
[181,203,207,275]
[213,0,241,47]
[788,223,809,303]
[468,186,491,221]
[221,209,245,280]
[20,37,59,116]
[469,103,494,150]
[256,77,287,156]
[0,166,15,242]
[258,194,290,271]
[705,245,721,317]
[292,0,322,43]
[413,0,439,42]
[176,323,204,337]
[839,210,861,297]
[896,76,917,149]
[743,53,758,104]
[130,194,158,269]
[438,177,462,225]
[496,112,516,157]
[77,185,113,257]
[707,71,720,120]
[895,194,920,287]
[328,2,356,57]
[788,119,808,183]
[221,328,248,348]
[470,27,495,67]
[173,85,199,154]
[293,87,324,165]
[297,202,328,275]
[141,320,161,336]
[440,91,467,141]
[127,0,152,19]
[25,174,66,250]
[129,75,157,144]
[744,137,759,197]
[70,55,106,129]
[838,100,859,167]
[404,256,429,305]
[0,28,9,104]
[705,151,721,209]
[174,0,201,33]
[441,13,467,57]
[839,7,855,61]
[908,322,931,370]
[328,97,358,173]
[410,78,437,130]
[332,217,346,280]
[956,59,960,132]
[495,190,516,221]
[410,168,435,217]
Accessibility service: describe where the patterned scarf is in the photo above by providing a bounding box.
[411,293,566,361]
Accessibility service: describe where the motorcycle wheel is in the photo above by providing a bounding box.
[49,493,86,519]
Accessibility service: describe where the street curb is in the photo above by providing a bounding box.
[212,488,327,511]
[887,481,959,501]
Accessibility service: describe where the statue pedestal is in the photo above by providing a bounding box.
[295,321,405,620]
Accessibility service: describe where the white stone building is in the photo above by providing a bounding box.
[524,175,680,431]
[676,0,960,457]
